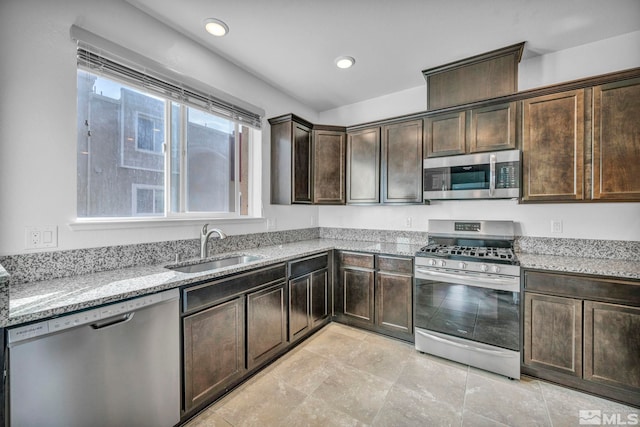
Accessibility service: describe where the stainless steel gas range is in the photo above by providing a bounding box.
[414,219,521,379]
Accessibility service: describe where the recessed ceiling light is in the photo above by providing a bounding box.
[335,56,355,69]
[204,18,229,37]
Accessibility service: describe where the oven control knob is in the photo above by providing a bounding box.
[480,264,488,272]
[491,265,500,273]
[429,259,437,266]
[438,260,446,267]
[458,262,467,269]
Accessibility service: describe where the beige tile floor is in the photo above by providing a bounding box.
[185,323,638,427]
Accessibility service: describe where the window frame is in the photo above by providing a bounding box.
[74,46,263,225]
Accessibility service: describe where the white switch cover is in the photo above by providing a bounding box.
[25,226,58,249]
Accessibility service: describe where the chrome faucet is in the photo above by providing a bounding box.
[200,224,227,258]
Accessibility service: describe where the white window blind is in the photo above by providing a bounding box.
[72,25,263,129]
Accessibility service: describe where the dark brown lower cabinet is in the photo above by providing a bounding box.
[522,270,640,407]
[336,251,413,342]
[311,269,329,325]
[183,297,245,412]
[343,267,375,323]
[181,263,287,416]
[246,282,287,370]
[376,257,413,339]
[583,301,640,391]
[523,293,582,376]
[288,253,331,342]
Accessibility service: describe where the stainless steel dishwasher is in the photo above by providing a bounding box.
[7,288,180,427]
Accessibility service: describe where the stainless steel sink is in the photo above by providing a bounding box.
[167,255,262,274]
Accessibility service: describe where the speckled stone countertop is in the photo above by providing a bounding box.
[6,239,420,327]
[517,253,640,280]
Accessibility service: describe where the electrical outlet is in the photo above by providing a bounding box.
[25,226,58,249]
[405,217,412,228]
[551,220,563,234]
[267,218,277,231]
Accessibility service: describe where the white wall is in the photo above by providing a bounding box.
[318,31,640,241]
[0,0,320,256]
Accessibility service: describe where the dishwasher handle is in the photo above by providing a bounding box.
[90,313,135,330]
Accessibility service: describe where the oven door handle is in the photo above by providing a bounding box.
[416,329,515,358]
[415,268,518,287]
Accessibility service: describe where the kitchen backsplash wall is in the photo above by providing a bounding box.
[515,236,640,260]
[0,228,319,285]
[318,227,428,244]
[2,227,638,286]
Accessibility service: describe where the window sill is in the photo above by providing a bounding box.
[68,216,266,231]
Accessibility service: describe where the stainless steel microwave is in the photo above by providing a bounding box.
[423,149,521,200]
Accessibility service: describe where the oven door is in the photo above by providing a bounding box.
[414,266,521,378]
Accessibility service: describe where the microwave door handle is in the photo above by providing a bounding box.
[489,153,496,196]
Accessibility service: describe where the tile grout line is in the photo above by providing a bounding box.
[538,380,555,427]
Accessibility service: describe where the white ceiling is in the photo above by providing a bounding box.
[126,0,640,112]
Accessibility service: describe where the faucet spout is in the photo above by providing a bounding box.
[200,224,227,258]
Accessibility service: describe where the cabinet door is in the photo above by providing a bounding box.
[292,122,312,203]
[424,111,466,157]
[289,275,311,341]
[522,90,585,202]
[346,127,380,204]
[183,297,245,411]
[592,77,640,201]
[376,271,413,335]
[246,283,287,370]
[270,120,293,204]
[381,120,423,203]
[342,267,375,324]
[313,129,346,204]
[468,102,517,153]
[584,301,640,391]
[523,293,582,376]
[311,269,329,327]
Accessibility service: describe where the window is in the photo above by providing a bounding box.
[133,185,164,215]
[75,45,261,220]
[136,113,163,153]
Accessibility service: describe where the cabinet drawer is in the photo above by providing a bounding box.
[183,264,286,314]
[377,256,412,274]
[524,270,640,306]
[289,253,328,278]
[340,252,374,269]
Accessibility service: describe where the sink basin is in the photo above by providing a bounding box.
[167,255,262,274]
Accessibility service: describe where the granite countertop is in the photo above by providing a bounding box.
[4,237,639,328]
[6,238,420,327]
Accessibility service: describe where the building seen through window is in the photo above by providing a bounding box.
[77,69,254,219]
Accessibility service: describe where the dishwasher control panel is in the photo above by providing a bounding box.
[8,291,166,344]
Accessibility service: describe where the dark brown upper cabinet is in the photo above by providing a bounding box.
[270,115,346,205]
[313,126,346,204]
[346,127,381,204]
[347,120,423,204]
[424,101,516,158]
[521,90,585,202]
[381,119,423,203]
[424,111,466,157]
[423,42,524,110]
[468,102,517,153]
[592,77,640,201]
[269,114,313,204]
[521,74,640,203]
